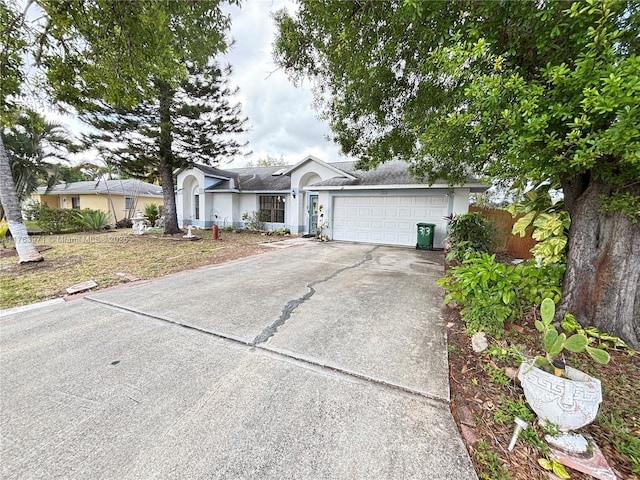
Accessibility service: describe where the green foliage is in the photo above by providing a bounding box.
[446,212,494,259]
[80,63,248,177]
[598,192,640,224]
[507,183,570,265]
[444,240,478,263]
[23,199,43,221]
[482,363,511,387]
[144,203,159,226]
[0,2,28,120]
[275,0,639,192]
[493,396,548,454]
[474,440,510,480]
[274,2,640,347]
[534,298,611,367]
[36,204,84,234]
[79,209,110,232]
[247,155,287,168]
[1,109,75,206]
[561,313,636,353]
[493,397,535,426]
[599,414,640,474]
[437,254,564,337]
[32,0,233,110]
[1,1,239,237]
[487,343,525,364]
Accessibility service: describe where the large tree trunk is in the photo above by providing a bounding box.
[559,173,640,350]
[157,80,181,235]
[159,160,181,234]
[0,136,44,264]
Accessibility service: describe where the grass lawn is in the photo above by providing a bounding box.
[1,228,283,309]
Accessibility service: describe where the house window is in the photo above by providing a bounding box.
[71,196,80,209]
[259,195,285,223]
[194,194,200,220]
[125,197,134,210]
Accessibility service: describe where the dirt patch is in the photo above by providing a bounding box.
[0,244,52,258]
[2,255,83,273]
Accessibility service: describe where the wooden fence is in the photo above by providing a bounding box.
[469,206,538,259]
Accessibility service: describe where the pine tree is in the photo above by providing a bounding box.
[82,61,248,234]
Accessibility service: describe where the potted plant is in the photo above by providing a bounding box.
[517,298,610,455]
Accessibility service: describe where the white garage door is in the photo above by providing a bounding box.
[332,195,448,247]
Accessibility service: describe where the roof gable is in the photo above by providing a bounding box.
[282,155,357,180]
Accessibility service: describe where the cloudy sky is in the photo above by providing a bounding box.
[221,0,349,167]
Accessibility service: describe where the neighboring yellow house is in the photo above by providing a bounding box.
[34,179,163,224]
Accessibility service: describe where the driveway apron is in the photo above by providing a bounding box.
[0,241,477,479]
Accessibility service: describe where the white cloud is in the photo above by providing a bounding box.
[221,0,350,167]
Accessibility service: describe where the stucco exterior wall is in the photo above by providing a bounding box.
[37,195,61,209]
[451,188,471,216]
[238,194,258,224]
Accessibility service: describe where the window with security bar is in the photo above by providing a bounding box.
[259,195,285,223]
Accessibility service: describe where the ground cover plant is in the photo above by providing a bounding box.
[0,229,280,309]
[439,209,638,478]
[443,254,639,479]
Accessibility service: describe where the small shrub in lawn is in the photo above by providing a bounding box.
[37,204,84,234]
[79,209,110,231]
[144,203,159,226]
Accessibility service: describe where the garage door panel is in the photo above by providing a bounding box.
[333,195,448,247]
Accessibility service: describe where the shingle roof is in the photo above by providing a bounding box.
[308,160,418,187]
[198,159,486,192]
[203,164,292,191]
[36,179,163,197]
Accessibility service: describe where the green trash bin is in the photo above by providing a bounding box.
[416,223,436,250]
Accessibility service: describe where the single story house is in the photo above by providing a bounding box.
[176,156,488,248]
[34,179,163,223]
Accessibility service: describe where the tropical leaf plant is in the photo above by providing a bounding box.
[534,298,611,370]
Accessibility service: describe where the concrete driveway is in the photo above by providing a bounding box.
[0,240,477,479]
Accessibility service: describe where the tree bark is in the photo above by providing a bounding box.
[0,136,44,264]
[157,80,181,235]
[559,173,640,350]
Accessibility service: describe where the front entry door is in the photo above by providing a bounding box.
[308,194,319,235]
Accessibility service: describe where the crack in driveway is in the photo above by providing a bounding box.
[251,246,378,346]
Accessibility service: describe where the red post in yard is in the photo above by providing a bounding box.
[212,224,219,240]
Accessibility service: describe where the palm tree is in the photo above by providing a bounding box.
[0,109,73,263]
[1,109,74,204]
[0,135,43,263]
